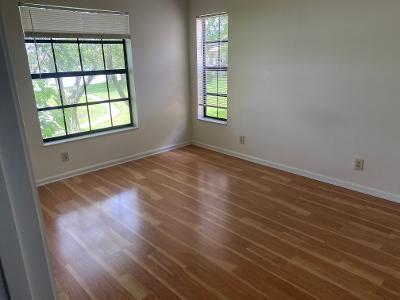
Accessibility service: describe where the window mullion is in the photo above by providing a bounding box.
[204,40,228,44]
[25,39,125,45]
[50,39,68,135]
[30,69,128,79]
[37,98,130,112]
[77,38,92,131]
[101,41,114,127]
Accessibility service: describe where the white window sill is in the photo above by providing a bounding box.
[197,117,228,126]
[43,125,138,147]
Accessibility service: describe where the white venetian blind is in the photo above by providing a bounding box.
[19,4,130,39]
[196,13,229,121]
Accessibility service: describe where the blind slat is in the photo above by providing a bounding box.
[19,5,130,38]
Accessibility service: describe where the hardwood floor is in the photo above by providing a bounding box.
[38,145,400,299]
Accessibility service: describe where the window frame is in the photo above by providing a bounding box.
[25,37,134,143]
[197,13,229,123]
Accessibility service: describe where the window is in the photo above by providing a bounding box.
[196,13,228,122]
[19,4,135,143]
[25,38,133,142]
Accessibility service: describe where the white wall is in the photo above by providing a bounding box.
[189,0,400,199]
[1,0,190,183]
[3,0,400,200]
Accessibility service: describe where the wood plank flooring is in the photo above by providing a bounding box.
[38,145,400,299]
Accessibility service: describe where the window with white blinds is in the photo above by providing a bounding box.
[19,4,136,143]
[196,13,228,122]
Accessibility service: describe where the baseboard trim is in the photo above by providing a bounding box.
[36,139,400,204]
[192,141,400,204]
[36,142,191,186]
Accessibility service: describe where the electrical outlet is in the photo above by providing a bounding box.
[354,159,364,171]
[61,152,70,162]
[239,136,245,145]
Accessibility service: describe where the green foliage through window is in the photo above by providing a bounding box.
[25,38,133,142]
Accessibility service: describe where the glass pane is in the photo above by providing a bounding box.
[206,95,218,106]
[218,71,228,95]
[89,103,111,130]
[205,107,218,119]
[25,43,55,73]
[111,101,131,126]
[32,78,61,108]
[85,75,108,102]
[107,74,128,99]
[218,96,228,108]
[60,76,86,104]
[25,43,39,73]
[205,44,220,67]
[36,43,56,73]
[206,71,218,94]
[220,15,228,40]
[205,16,220,42]
[38,109,66,139]
[54,43,81,72]
[220,43,228,67]
[64,106,90,134]
[217,108,227,120]
[80,44,104,71]
[103,44,125,70]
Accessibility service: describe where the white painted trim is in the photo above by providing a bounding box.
[192,141,400,204]
[37,139,400,204]
[42,126,138,147]
[196,117,228,126]
[36,142,190,186]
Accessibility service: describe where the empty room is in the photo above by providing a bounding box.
[1,0,400,299]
